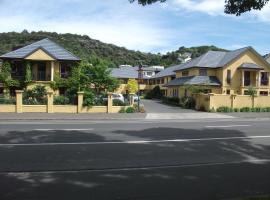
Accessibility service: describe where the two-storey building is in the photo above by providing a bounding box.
[0,38,80,95]
[165,47,270,98]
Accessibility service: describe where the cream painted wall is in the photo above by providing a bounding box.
[25,49,55,61]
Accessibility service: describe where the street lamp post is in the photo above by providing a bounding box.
[137,64,143,112]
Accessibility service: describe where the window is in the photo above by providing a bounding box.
[11,61,24,79]
[226,90,230,95]
[60,62,72,78]
[0,87,3,97]
[146,72,152,76]
[199,68,207,76]
[260,91,268,96]
[182,71,189,76]
[261,72,269,86]
[161,79,164,84]
[226,70,231,84]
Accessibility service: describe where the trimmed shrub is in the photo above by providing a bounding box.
[0,98,16,105]
[145,86,163,99]
[266,107,270,112]
[240,107,250,112]
[208,107,216,112]
[233,108,240,112]
[54,96,70,105]
[113,99,126,106]
[216,106,232,112]
[180,97,196,109]
[118,107,126,113]
[126,107,136,113]
[162,96,180,106]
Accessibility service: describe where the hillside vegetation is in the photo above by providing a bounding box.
[0,30,227,67]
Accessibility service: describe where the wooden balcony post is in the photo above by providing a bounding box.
[50,61,54,81]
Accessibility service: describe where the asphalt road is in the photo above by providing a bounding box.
[0,118,270,200]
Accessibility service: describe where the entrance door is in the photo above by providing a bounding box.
[244,71,251,86]
[37,62,46,81]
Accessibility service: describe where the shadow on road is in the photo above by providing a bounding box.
[0,127,270,200]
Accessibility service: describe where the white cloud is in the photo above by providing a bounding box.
[0,0,179,52]
[172,0,224,15]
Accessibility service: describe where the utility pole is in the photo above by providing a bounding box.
[137,63,143,112]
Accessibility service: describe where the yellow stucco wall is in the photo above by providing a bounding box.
[25,49,55,61]
[0,105,16,112]
[54,105,77,113]
[22,105,47,112]
[222,50,270,94]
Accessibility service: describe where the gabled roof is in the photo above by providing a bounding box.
[165,76,221,87]
[174,46,269,72]
[111,67,150,79]
[238,63,263,70]
[151,64,180,79]
[0,38,80,61]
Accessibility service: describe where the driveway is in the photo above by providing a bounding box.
[141,99,198,113]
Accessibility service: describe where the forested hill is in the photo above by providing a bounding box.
[0,30,227,67]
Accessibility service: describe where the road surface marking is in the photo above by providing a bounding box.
[205,125,251,128]
[35,129,94,131]
[0,135,270,146]
[2,159,270,174]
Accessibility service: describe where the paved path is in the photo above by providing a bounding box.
[141,99,198,113]
[0,118,270,199]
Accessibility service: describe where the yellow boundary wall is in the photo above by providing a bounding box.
[194,93,270,110]
[0,91,128,114]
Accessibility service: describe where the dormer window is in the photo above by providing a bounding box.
[182,71,189,76]
[199,68,207,76]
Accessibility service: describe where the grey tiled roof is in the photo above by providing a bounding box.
[165,76,221,87]
[151,64,181,79]
[0,38,80,61]
[174,47,259,71]
[111,67,149,79]
[239,63,263,70]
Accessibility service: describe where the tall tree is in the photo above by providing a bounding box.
[130,0,269,16]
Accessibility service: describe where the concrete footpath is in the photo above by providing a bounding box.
[0,113,146,120]
[1,112,270,121]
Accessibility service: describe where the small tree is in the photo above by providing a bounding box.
[24,62,32,88]
[246,86,257,97]
[0,61,20,96]
[126,79,138,94]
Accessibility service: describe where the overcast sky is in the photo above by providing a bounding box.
[0,0,269,54]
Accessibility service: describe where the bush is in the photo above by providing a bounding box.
[240,107,250,112]
[0,98,16,105]
[162,96,180,106]
[118,107,126,113]
[180,97,196,109]
[23,85,47,105]
[133,104,146,113]
[216,106,232,112]
[54,96,70,105]
[126,107,136,113]
[145,86,163,99]
[113,99,126,106]
[208,107,216,112]
[266,107,270,112]
[83,90,96,107]
[233,108,240,112]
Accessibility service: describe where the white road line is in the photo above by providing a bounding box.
[35,129,94,131]
[4,159,270,174]
[205,125,251,128]
[0,135,270,146]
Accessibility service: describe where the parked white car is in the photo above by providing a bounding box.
[103,93,125,103]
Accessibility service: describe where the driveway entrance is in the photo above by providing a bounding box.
[141,99,198,113]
